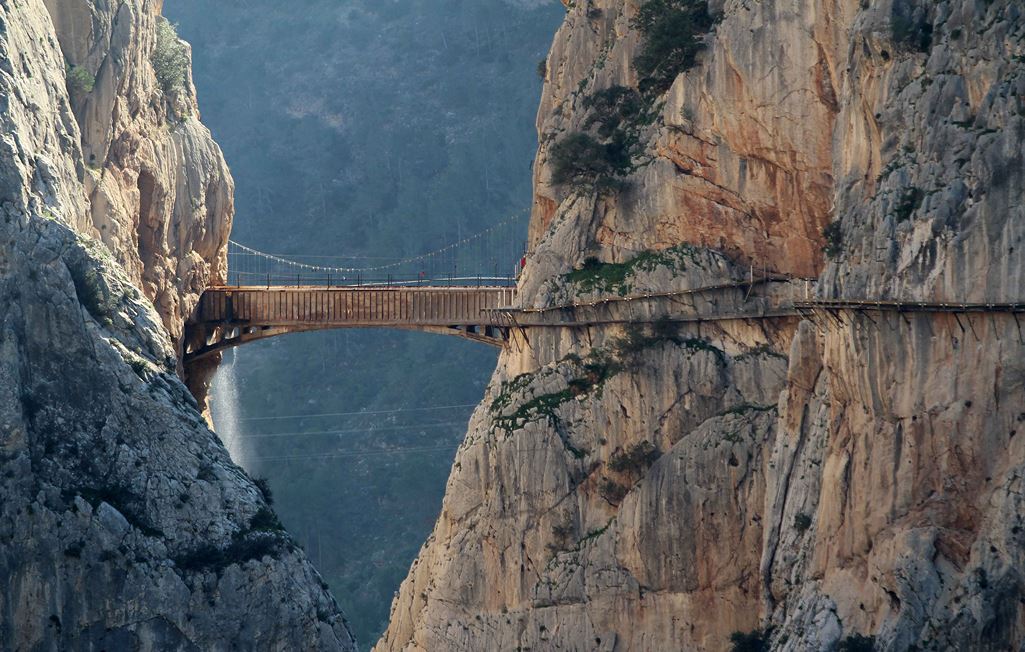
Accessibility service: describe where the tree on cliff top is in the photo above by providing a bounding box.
[152,18,189,95]
[631,0,716,95]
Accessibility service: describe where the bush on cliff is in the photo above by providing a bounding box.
[65,64,95,100]
[631,0,717,95]
[730,629,769,652]
[890,0,933,53]
[549,131,633,193]
[152,18,189,95]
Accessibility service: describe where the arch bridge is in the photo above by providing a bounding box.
[184,285,519,363]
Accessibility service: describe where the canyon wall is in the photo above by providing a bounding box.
[0,0,353,648]
[381,0,1025,650]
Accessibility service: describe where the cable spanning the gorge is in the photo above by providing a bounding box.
[226,209,529,284]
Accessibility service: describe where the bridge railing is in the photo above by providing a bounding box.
[219,270,518,289]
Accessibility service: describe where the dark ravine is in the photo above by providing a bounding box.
[380,0,1025,650]
[0,1,353,648]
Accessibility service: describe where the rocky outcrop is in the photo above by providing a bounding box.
[41,0,232,346]
[0,1,353,648]
[381,0,1025,650]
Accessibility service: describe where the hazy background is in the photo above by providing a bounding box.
[165,0,563,644]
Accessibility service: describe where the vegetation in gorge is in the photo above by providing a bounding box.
[65,63,95,100]
[549,131,633,193]
[631,0,717,95]
[823,220,843,258]
[890,0,933,54]
[152,18,189,95]
[550,85,653,193]
[562,243,700,295]
[608,441,660,474]
[730,629,770,652]
[551,0,720,194]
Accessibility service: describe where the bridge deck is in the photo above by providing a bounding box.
[196,285,517,327]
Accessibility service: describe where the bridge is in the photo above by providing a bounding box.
[184,285,519,362]
[184,273,1025,365]
[185,222,1025,363]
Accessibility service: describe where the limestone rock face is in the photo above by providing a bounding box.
[42,0,232,347]
[381,0,1025,650]
[0,1,353,649]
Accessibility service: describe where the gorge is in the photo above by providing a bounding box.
[2,0,1024,651]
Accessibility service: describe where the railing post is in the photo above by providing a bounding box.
[327,273,332,288]
[266,273,270,289]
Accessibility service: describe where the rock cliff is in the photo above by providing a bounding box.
[0,0,353,648]
[380,0,1025,650]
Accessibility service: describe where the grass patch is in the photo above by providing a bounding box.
[68,260,117,320]
[735,345,787,362]
[613,322,726,367]
[249,506,285,533]
[563,244,699,295]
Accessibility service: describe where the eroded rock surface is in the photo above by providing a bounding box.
[0,1,353,648]
[381,0,1025,650]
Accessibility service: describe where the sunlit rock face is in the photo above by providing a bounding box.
[0,1,353,648]
[381,0,1025,650]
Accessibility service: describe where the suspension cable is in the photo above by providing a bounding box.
[228,208,528,273]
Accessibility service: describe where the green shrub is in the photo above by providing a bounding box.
[68,261,116,320]
[794,512,812,532]
[249,506,285,532]
[152,18,189,95]
[730,629,769,652]
[893,187,924,222]
[254,477,274,505]
[631,0,717,95]
[599,478,628,504]
[549,131,633,193]
[65,64,95,99]
[822,221,843,259]
[839,634,876,652]
[536,58,547,80]
[174,533,285,574]
[608,441,660,474]
[582,86,645,138]
[890,3,933,53]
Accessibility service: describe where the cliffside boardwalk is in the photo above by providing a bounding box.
[187,233,1025,363]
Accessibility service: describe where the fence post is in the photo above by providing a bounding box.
[266,273,270,289]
